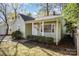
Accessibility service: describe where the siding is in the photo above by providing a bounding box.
[25,23,32,37]
[0,16,26,37]
[0,24,7,34]
[10,16,25,37]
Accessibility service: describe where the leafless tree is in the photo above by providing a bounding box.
[0,3,21,56]
[37,3,63,16]
[0,3,10,43]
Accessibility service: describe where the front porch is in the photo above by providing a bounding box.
[25,17,62,45]
[31,21,56,38]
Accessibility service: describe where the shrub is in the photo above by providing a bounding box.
[27,35,54,44]
[59,34,74,44]
[11,30,23,40]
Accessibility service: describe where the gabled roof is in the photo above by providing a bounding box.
[19,14,35,21]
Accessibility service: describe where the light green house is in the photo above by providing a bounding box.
[0,14,66,45]
[25,15,66,45]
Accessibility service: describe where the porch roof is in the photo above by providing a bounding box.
[35,15,62,20]
[25,15,62,23]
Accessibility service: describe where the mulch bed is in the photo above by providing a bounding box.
[24,40,77,55]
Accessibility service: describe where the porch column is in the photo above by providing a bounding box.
[39,22,41,35]
[32,22,34,35]
[56,20,59,45]
[42,21,44,36]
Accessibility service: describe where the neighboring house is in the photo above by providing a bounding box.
[0,14,66,45]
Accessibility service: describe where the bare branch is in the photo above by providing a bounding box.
[0,16,6,23]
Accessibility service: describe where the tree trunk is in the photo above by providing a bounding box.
[0,4,9,43]
[15,9,17,19]
[46,3,49,16]
[6,23,9,35]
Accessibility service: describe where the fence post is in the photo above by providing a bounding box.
[76,28,79,55]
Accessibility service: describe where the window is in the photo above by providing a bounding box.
[44,24,51,32]
[41,23,55,33]
[51,24,55,32]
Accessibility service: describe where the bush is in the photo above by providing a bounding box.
[59,34,74,44]
[11,30,23,40]
[27,35,54,44]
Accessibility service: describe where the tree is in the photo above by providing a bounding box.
[46,3,49,16]
[63,3,79,36]
[0,4,10,41]
[37,3,62,16]
[0,3,22,55]
[0,3,21,41]
[0,3,11,56]
[11,3,21,24]
[37,3,51,16]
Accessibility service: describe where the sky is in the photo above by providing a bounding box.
[0,3,62,22]
[0,3,41,22]
[19,3,62,17]
[19,4,41,17]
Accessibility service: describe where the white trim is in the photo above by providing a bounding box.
[42,21,44,36]
[32,22,34,35]
[36,15,61,20]
[25,15,62,24]
[56,20,59,45]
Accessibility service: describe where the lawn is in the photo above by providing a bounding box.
[0,36,76,56]
[0,41,64,56]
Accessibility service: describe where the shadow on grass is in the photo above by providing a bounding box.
[0,42,19,56]
[0,48,8,56]
[12,40,38,49]
[12,39,76,56]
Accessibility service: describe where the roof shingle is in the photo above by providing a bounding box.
[19,14,35,21]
